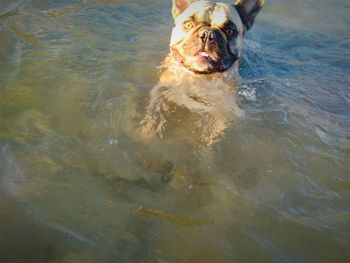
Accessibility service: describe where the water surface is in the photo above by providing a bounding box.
[1,0,350,262]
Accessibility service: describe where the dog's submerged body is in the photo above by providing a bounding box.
[139,0,264,148]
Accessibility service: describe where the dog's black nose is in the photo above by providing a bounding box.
[209,31,216,40]
[199,29,216,43]
[199,30,208,42]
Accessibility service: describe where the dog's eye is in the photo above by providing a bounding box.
[225,27,236,36]
[183,21,194,31]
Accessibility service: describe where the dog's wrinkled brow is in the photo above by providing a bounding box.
[210,4,243,32]
[219,21,237,31]
[175,1,243,34]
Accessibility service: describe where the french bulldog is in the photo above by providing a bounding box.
[139,0,265,148]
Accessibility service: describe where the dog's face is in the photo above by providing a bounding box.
[170,0,265,74]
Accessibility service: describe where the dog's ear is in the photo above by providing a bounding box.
[234,0,265,31]
[172,0,197,18]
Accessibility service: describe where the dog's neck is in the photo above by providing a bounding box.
[158,55,240,86]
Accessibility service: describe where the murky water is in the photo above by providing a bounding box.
[1,0,349,262]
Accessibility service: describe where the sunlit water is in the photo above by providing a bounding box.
[1,0,349,262]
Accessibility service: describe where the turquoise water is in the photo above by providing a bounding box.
[0,0,349,262]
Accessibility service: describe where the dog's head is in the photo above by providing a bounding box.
[170,0,265,74]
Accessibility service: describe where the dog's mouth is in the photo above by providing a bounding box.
[197,51,213,62]
[171,48,236,75]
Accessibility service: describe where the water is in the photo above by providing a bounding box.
[0,0,349,262]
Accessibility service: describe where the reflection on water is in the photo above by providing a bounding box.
[0,0,349,262]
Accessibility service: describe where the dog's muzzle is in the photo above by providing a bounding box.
[171,26,237,74]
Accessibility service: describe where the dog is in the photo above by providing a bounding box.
[139,0,265,149]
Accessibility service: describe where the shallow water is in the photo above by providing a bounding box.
[0,0,350,262]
